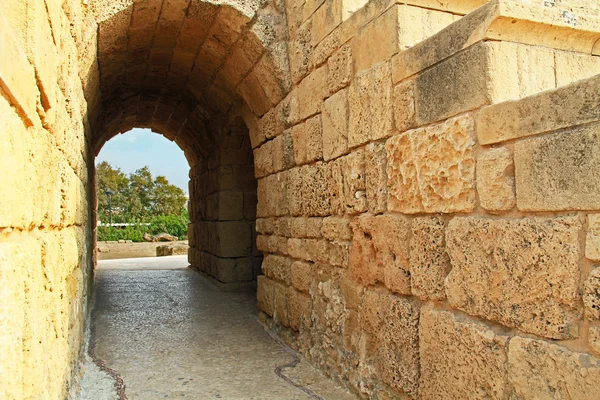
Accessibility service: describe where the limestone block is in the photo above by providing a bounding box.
[328,151,367,215]
[215,221,252,257]
[584,268,600,320]
[268,235,288,255]
[515,124,600,211]
[291,217,323,238]
[322,87,348,161]
[291,261,314,293]
[256,275,275,316]
[359,289,420,396]
[555,51,600,87]
[476,147,515,212]
[262,254,292,284]
[301,163,331,217]
[414,41,489,125]
[419,307,510,400]
[327,44,352,94]
[349,214,411,295]
[288,288,312,331]
[287,167,303,216]
[410,217,449,301]
[321,216,352,241]
[590,325,600,356]
[364,142,387,214]
[297,65,328,121]
[348,62,393,148]
[393,79,416,134]
[273,283,289,327]
[0,15,38,126]
[386,114,476,214]
[256,235,269,252]
[217,191,244,221]
[340,275,363,310]
[508,337,600,400]
[273,217,293,237]
[477,74,600,145]
[587,215,600,261]
[446,216,582,339]
[311,0,342,46]
[292,114,323,165]
[290,21,312,84]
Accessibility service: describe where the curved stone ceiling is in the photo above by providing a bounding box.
[90,0,291,164]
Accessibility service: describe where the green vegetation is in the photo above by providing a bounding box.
[96,162,189,242]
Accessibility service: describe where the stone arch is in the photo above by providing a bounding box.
[86,0,288,285]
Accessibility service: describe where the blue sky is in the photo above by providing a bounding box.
[96,128,190,194]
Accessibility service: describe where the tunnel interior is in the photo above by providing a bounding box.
[88,0,287,287]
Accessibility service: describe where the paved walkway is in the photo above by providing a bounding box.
[89,256,357,400]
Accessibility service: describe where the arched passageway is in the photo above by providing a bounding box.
[89,0,287,286]
[4,0,600,398]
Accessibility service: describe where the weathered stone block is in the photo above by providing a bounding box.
[476,147,515,213]
[292,114,323,165]
[297,65,328,121]
[415,42,488,125]
[321,216,352,241]
[262,254,292,285]
[584,268,600,321]
[364,142,386,214]
[327,44,352,94]
[348,62,393,148]
[327,151,367,215]
[446,216,582,339]
[359,288,420,396]
[349,214,410,294]
[555,50,600,88]
[508,337,600,400]
[386,114,476,214]
[301,163,331,217]
[477,74,600,145]
[322,87,348,161]
[215,221,252,257]
[590,325,600,356]
[291,261,314,293]
[288,288,312,331]
[273,282,290,327]
[257,275,275,316]
[410,217,449,301]
[393,79,416,134]
[515,124,600,211]
[587,214,600,261]
[419,307,510,399]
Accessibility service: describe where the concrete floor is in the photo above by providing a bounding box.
[90,256,357,400]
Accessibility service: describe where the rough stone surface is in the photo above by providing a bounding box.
[348,62,393,148]
[420,307,510,400]
[446,216,582,339]
[409,217,449,301]
[508,337,600,400]
[515,123,600,211]
[349,214,411,295]
[322,88,349,161]
[386,114,476,214]
[587,214,600,261]
[477,147,515,212]
[584,268,600,321]
[590,325,600,356]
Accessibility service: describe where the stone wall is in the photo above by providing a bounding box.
[0,0,94,398]
[189,117,263,288]
[253,0,600,398]
[2,0,600,398]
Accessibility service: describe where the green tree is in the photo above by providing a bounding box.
[96,162,188,223]
[96,161,129,223]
